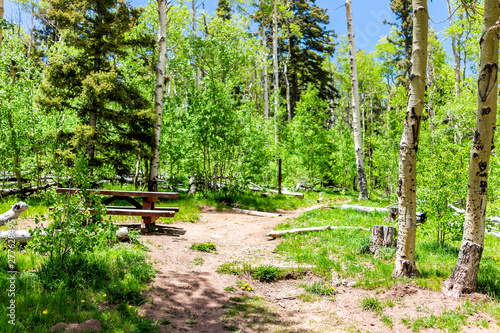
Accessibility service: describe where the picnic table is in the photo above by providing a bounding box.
[56,188,179,231]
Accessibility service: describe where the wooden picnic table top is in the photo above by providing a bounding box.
[56,188,179,199]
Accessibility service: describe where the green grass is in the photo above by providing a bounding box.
[273,203,500,297]
[361,296,383,312]
[0,244,157,332]
[299,281,336,296]
[216,262,308,282]
[190,242,217,253]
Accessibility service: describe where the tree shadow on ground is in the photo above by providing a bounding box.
[141,271,307,332]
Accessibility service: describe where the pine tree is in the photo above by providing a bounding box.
[285,0,336,114]
[216,0,231,21]
[38,0,155,175]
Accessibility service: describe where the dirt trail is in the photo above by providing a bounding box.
[138,206,497,333]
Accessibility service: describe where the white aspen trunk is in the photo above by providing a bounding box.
[260,24,269,120]
[150,0,170,192]
[0,0,4,50]
[443,0,500,298]
[345,0,368,200]
[285,63,290,122]
[446,0,461,98]
[272,0,279,156]
[392,0,428,279]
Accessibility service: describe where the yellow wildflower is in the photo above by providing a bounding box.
[42,310,47,314]
[103,294,107,297]
[129,305,133,308]
[81,300,85,303]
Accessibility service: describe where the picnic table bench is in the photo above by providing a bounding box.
[56,188,179,231]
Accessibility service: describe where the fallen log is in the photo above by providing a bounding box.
[334,204,389,213]
[269,189,304,199]
[267,225,370,239]
[448,203,500,227]
[0,202,29,226]
[0,227,129,245]
[232,208,281,217]
[0,182,57,197]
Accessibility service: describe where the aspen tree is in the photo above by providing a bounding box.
[443,0,500,298]
[345,0,368,200]
[149,0,171,193]
[392,0,428,278]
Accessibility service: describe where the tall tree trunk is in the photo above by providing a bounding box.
[446,0,461,97]
[284,63,290,122]
[8,62,22,193]
[0,0,4,50]
[260,24,269,120]
[443,0,500,298]
[392,0,428,279]
[272,0,279,158]
[150,0,170,193]
[345,0,368,200]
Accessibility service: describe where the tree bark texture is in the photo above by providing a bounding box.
[393,0,428,279]
[443,0,500,298]
[150,0,170,193]
[345,0,368,200]
[272,0,279,148]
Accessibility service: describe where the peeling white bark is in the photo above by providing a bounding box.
[345,0,368,200]
[150,0,171,192]
[443,0,500,298]
[393,0,428,279]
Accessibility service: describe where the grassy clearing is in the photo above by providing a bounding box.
[271,199,500,330]
[0,244,157,332]
[273,205,500,296]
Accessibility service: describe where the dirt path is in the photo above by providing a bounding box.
[138,207,497,333]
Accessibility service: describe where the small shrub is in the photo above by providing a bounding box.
[190,242,217,253]
[224,286,236,292]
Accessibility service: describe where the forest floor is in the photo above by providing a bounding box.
[130,204,498,333]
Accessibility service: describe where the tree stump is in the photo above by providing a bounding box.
[369,225,397,255]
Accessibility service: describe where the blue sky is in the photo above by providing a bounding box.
[128,0,452,53]
[4,0,452,53]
